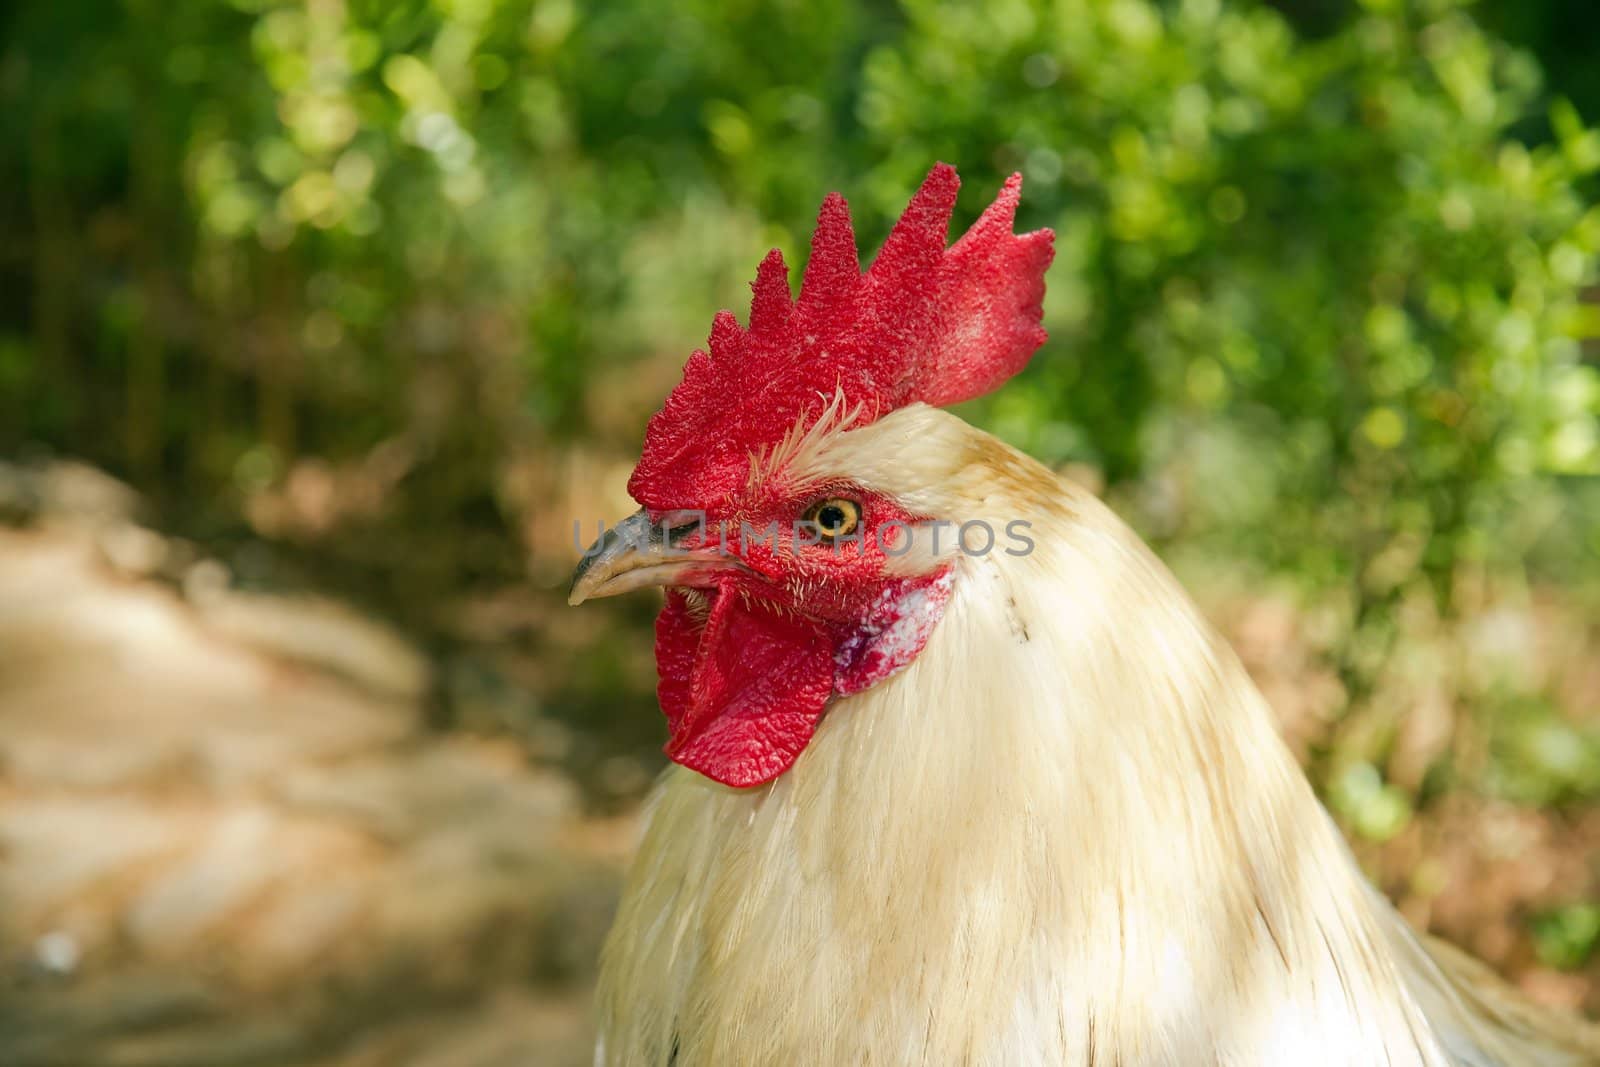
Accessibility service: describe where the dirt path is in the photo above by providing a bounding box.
[0,519,622,1066]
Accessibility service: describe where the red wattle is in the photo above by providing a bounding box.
[655,585,835,788]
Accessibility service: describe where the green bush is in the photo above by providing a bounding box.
[865,1,1600,601]
[2,0,1596,624]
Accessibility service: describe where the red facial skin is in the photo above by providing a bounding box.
[651,488,952,788]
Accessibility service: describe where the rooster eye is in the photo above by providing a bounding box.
[802,497,861,541]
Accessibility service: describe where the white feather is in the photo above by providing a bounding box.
[595,405,1597,1066]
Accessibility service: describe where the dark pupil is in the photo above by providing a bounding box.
[818,505,847,532]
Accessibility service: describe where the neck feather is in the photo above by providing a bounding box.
[598,446,1585,1066]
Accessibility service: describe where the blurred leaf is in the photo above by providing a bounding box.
[1531,903,1600,971]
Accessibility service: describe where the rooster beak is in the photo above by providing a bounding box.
[568,509,739,606]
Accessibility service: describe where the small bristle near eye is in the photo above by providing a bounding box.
[679,589,711,621]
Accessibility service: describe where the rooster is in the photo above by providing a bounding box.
[569,165,1600,1066]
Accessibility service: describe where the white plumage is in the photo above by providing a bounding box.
[593,404,1597,1066]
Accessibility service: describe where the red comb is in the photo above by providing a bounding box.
[628,163,1055,510]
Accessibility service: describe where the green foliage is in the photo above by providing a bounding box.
[1483,694,1600,805]
[1329,759,1416,840]
[1,0,1596,621]
[1531,902,1600,970]
[865,0,1600,603]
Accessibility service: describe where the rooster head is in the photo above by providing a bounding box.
[570,164,1054,787]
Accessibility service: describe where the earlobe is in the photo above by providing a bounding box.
[833,570,955,695]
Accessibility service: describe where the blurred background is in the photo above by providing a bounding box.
[2,0,1599,1063]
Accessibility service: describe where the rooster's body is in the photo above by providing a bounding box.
[571,167,1598,1066]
